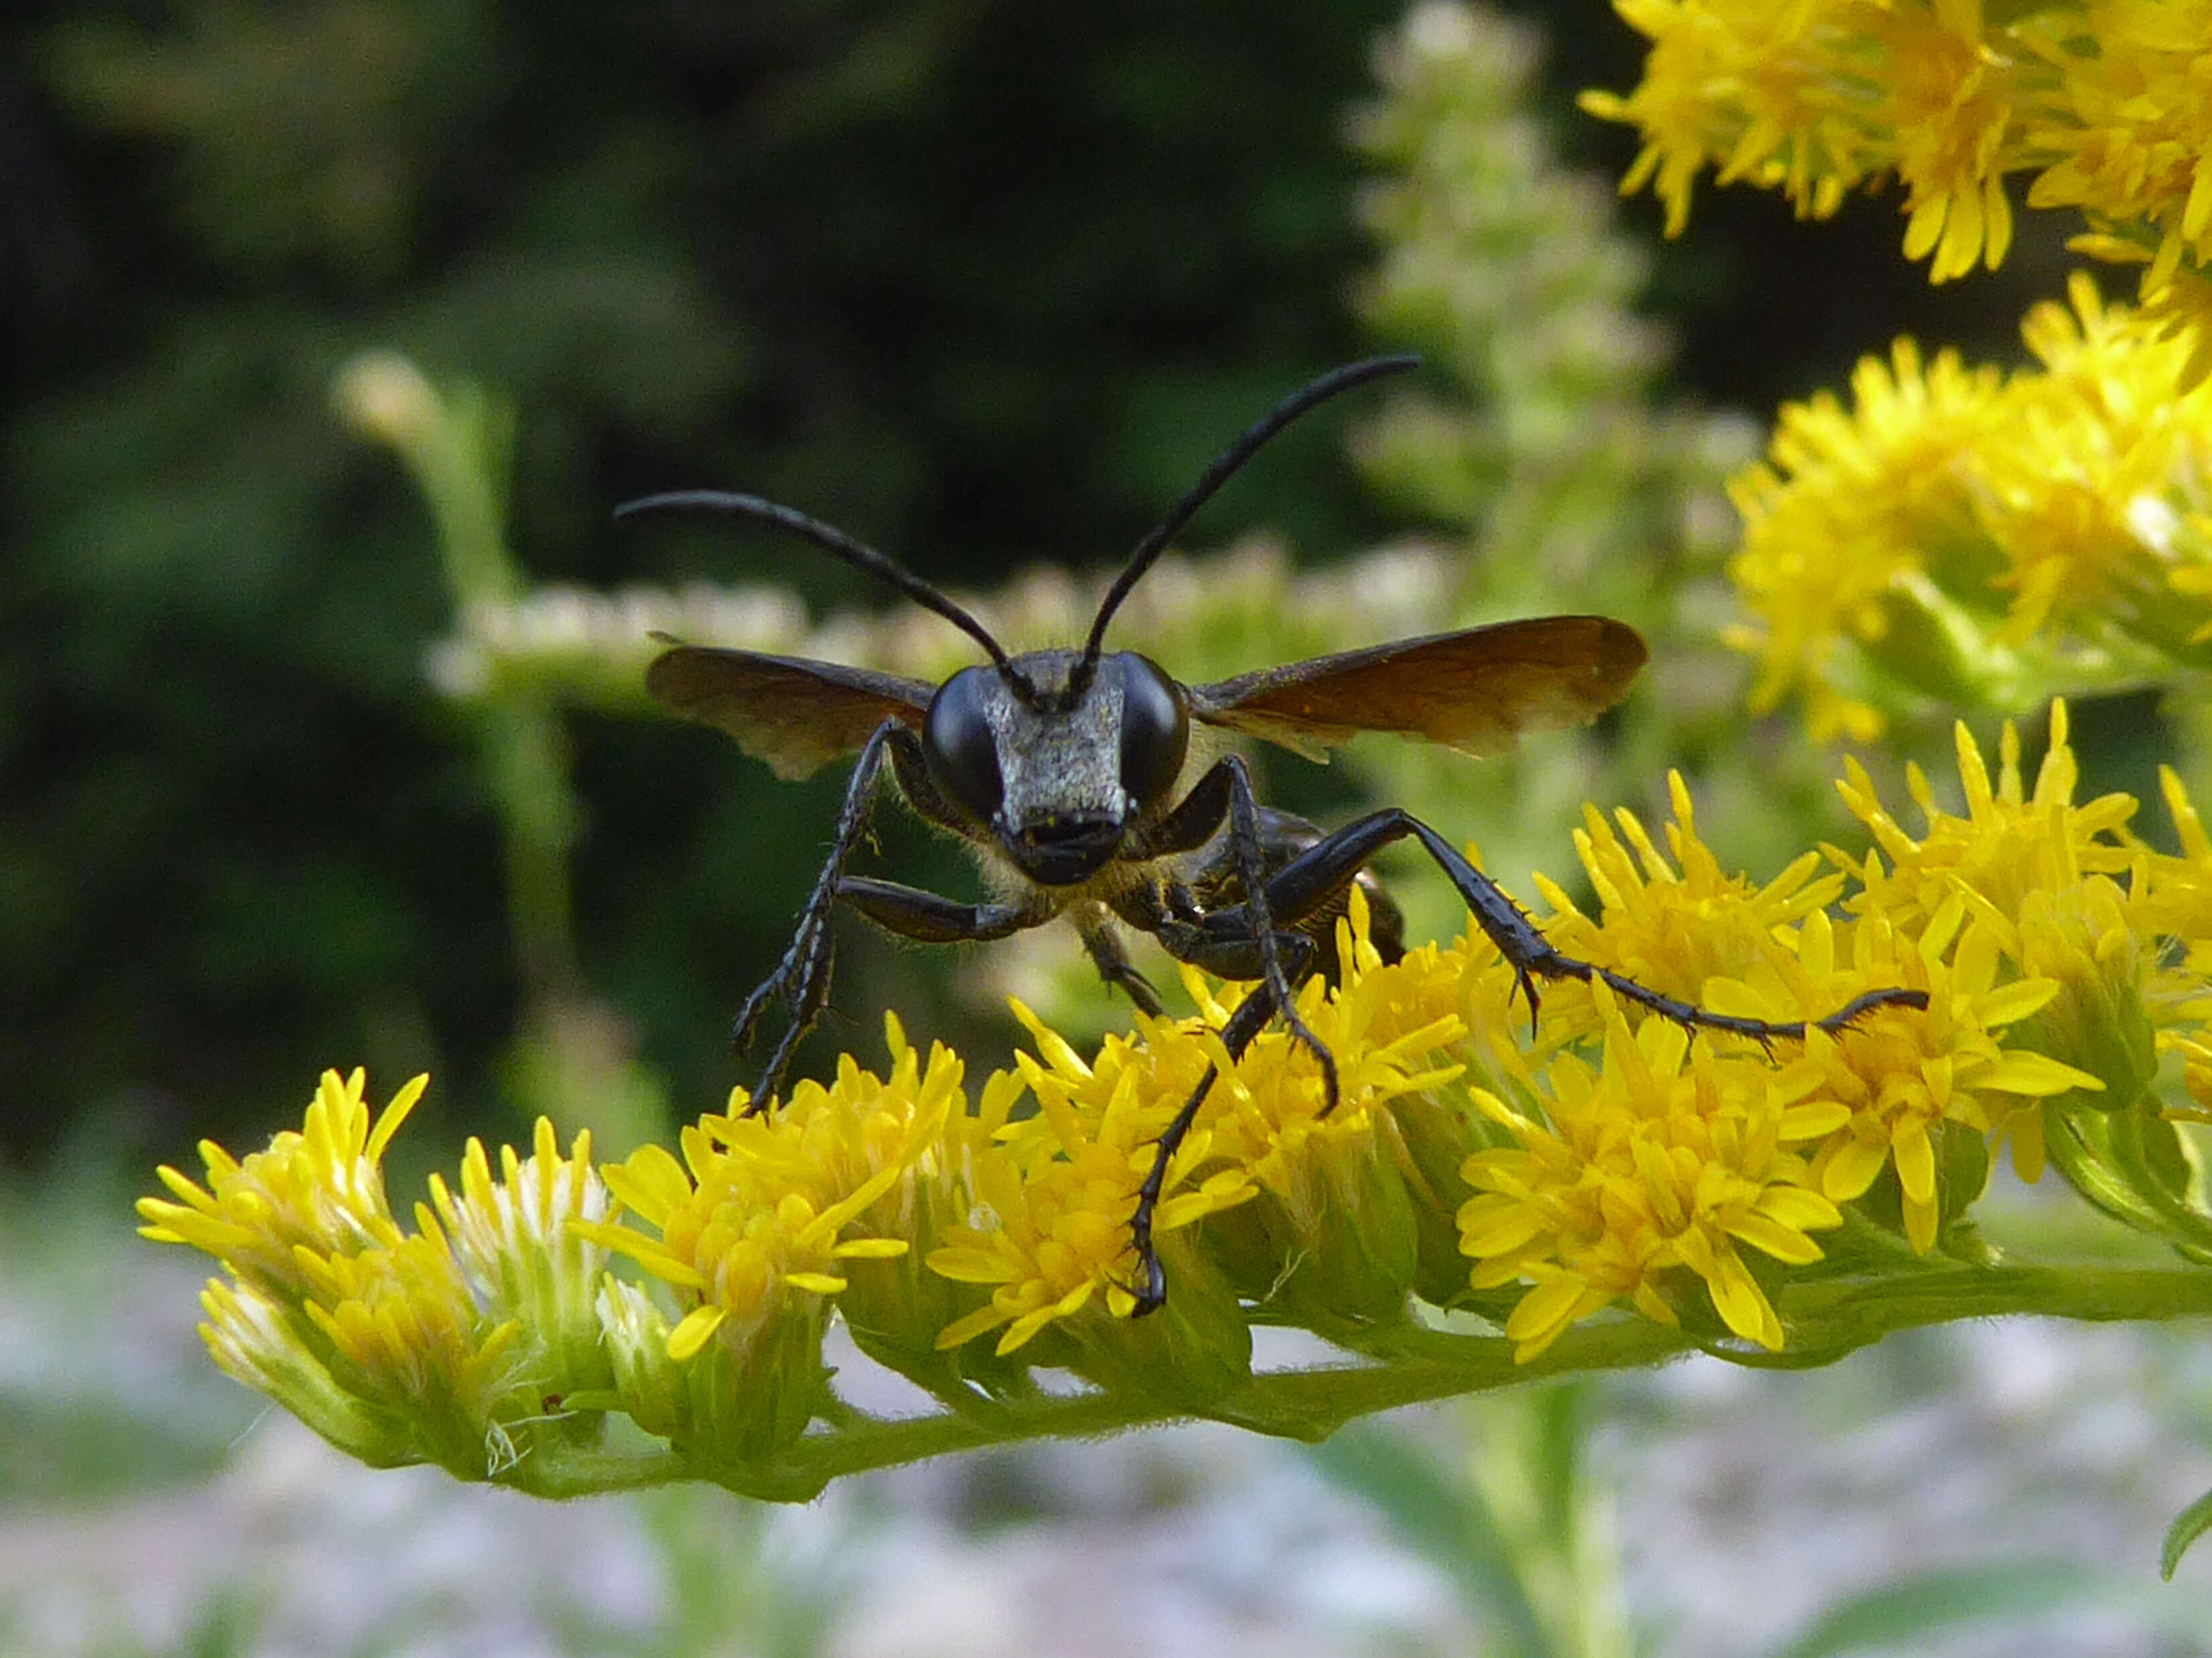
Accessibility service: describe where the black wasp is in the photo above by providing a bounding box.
[622,357,1925,1312]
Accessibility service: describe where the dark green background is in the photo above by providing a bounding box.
[0,1,2048,1161]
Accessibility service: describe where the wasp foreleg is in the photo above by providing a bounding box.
[837,877,1050,946]
[1074,917,1165,1017]
[735,718,914,1110]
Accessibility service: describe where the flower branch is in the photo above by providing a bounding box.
[141,703,2212,1498]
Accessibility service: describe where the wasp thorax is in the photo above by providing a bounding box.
[922,651,1188,887]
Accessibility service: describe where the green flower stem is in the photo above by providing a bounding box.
[396,385,580,997]
[477,698,580,993]
[500,1443,690,1499]
[491,1262,2212,1500]
[385,378,521,611]
[337,357,581,1000]
[1785,1263,2212,1334]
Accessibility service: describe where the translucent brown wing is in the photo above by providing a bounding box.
[1186,617,1646,761]
[646,641,935,781]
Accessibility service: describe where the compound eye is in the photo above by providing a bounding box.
[1114,653,1188,811]
[922,665,1005,824]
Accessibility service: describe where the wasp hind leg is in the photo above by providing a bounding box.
[1121,798,1929,1313]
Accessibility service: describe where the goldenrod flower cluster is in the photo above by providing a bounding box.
[1725,274,2212,741]
[1583,0,2212,310]
[142,704,2212,1482]
[141,1076,601,1476]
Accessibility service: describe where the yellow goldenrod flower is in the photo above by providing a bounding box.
[137,1068,424,1297]
[579,1015,947,1368]
[2128,268,2212,393]
[1984,276,2212,650]
[2018,2,2212,292]
[1577,0,1878,237]
[590,1275,686,1441]
[147,705,2212,1481]
[2162,1030,2212,1122]
[1585,0,2012,270]
[2011,875,2156,1115]
[1834,703,2138,934]
[1459,993,1845,1360]
[2130,766,2212,1136]
[1728,277,2212,737]
[1724,334,2008,743]
[928,999,1256,1356]
[1780,903,2099,1231]
[1881,0,2016,281]
[144,1071,617,1475]
[2139,767,2212,1025]
[2144,765,2212,915]
[1825,705,2144,1186]
[1181,899,1473,1328]
[1534,771,1848,1022]
[425,1117,610,1396]
[931,890,1491,1355]
[1586,0,2212,300]
[296,1232,530,1476]
[566,1019,961,1455]
[195,1277,408,1466]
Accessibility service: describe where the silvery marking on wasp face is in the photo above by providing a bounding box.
[619,355,1928,1314]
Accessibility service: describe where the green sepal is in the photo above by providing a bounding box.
[2045,1092,2212,1264]
[679,1301,837,1469]
[1055,1236,1253,1411]
[1384,1089,1493,1306]
[1207,1131,1421,1336]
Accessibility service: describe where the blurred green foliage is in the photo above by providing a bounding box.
[4,0,1411,1153]
[1,0,2036,1162]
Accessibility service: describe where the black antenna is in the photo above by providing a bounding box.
[1067,354,1421,700]
[615,489,1037,696]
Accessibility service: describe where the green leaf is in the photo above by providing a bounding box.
[1306,1421,1556,1658]
[1771,1561,2197,1658]
[2162,1485,2212,1580]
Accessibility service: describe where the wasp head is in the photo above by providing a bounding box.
[922,649,1188,887]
